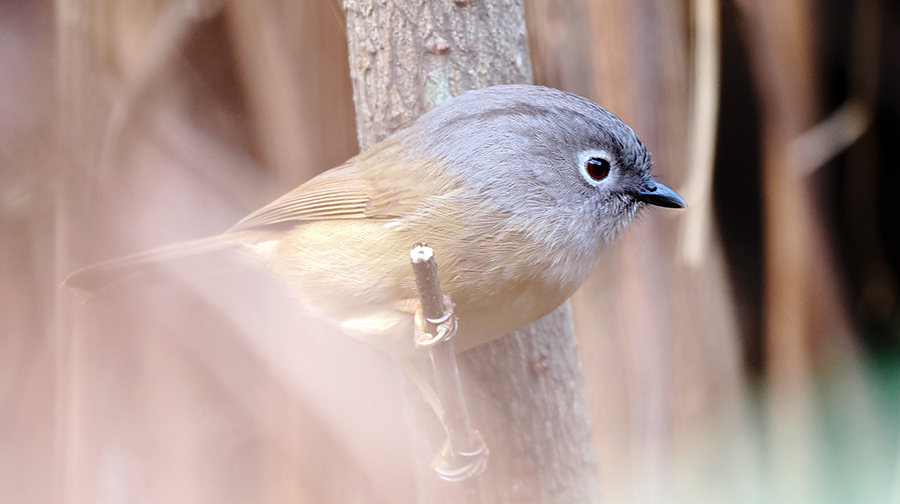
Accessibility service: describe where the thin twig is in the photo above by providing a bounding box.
[409,244,488,494]
[788,98,872,177]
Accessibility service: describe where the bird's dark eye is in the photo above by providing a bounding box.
[585,157,611,181]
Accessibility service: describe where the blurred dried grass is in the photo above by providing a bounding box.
[2,0,898,503]
[13,0,413,503]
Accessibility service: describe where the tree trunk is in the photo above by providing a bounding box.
[343,1,602,502]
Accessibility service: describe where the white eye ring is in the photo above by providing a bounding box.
[578,149,614,187]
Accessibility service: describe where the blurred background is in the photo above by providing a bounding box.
[2,0,899,502]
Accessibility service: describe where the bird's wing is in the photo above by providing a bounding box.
[228,162,422,232]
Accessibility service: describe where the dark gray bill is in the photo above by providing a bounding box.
[637,181,686,208]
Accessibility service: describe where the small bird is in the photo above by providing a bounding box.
[66,85,685,356]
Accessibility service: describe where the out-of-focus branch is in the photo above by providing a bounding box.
[788,99,871,177]
[789,0,880,178]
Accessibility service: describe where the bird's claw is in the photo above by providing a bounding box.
[413,295,457,348]
[432,430,489,482]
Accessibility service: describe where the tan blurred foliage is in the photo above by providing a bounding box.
[1,0,896,503]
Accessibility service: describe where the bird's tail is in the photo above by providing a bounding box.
[64,234,246,294]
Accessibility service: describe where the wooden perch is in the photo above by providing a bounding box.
[410,244,488,497]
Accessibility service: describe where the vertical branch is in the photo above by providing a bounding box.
[344,0,533,145]
[343,1,601,502]
[739,0,818,391]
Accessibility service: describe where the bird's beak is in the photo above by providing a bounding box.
[637,181,687,209]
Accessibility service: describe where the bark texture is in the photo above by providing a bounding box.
[344,0,533,144]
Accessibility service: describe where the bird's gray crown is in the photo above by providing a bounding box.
[408,85,652,205]
[410,85,650,180]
